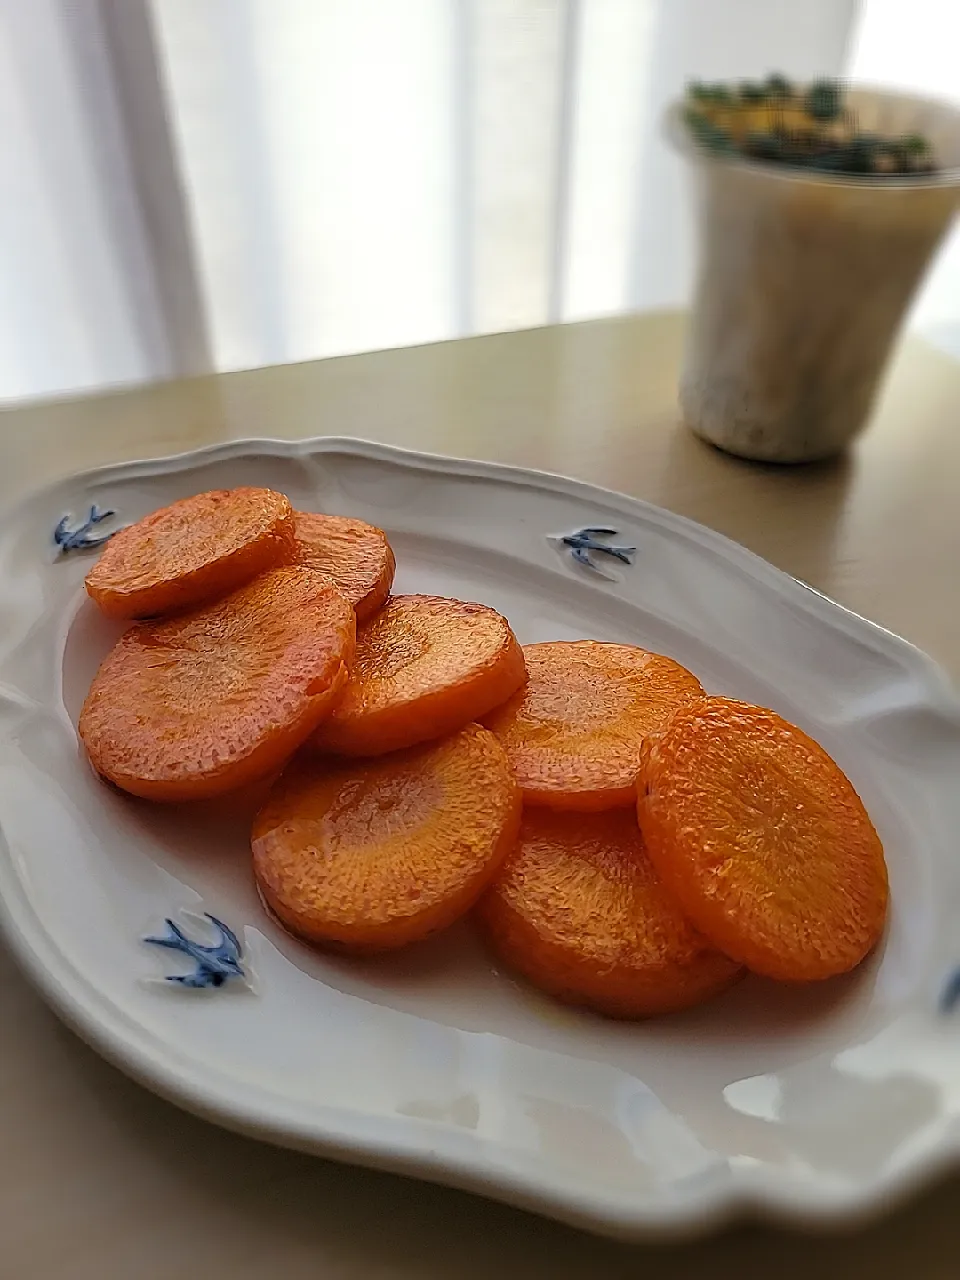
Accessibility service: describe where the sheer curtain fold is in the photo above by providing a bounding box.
[0,0,161,399]
[0,0,926,404]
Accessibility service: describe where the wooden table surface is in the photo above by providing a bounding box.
[1,311,958,1279]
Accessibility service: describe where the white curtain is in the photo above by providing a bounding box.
[849,0,960,359]
[0,0,905,404]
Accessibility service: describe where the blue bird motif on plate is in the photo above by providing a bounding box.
[560,526,636,574]
[54,504,117,554]
[940,967,960,1014]
[144,914,245,990]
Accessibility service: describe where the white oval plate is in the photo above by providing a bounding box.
[1,436,960,1241]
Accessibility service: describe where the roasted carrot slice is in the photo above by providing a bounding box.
[478,808,741,1018]
[483,641,703,810]
[253,724,521,951]
[312,595,526,756]
[85,487,295,619]
[289,512,396,622]
[79,566,355,801]
[637,697,888,981]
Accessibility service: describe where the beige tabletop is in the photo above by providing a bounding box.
[1,311,958,1278]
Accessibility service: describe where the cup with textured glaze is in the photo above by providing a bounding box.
[667,86,960,463]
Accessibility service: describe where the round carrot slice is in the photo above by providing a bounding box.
[311,595,526,756]
[478,808,741,1018]
[637,697,889,981]
[483,641,703,811]
[289,512,396,622]
[79,566,355,801]
[85,487,295,619]
[252,723,521,951]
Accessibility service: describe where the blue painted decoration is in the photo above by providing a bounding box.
[561,527,636,573]
[144,914,244,990]
[54,504,117,554]
[940,968,960,1014]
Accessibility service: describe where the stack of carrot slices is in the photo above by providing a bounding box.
[78,486,889,1019]
[79,488,527,949]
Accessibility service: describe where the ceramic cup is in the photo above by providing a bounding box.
[667,86,960,463]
